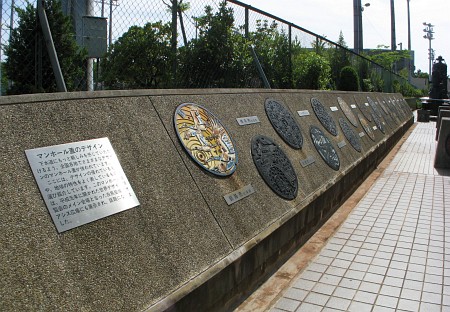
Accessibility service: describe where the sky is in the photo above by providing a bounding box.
[238,0,450,75]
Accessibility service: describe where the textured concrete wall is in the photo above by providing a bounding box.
[0,89,413,312]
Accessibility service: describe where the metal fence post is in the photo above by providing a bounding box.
[37,0,67,92]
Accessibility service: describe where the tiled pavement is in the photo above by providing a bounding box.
[270,120,450,312]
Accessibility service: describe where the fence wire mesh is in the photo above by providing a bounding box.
[0,0,413,95]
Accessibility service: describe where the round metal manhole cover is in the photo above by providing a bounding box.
[377,97,390,115]
[385,97,400,124]
[371,112,386,134]
[390,97,405,119]
[446,135,450,157]
[337,97,358,127]
[358,113,375,141]
[367,96,383,118]
[265,98,303,149]
[310,125,340,171]
[174,103,237,176]
[357,100,373,122]
[311,97,338,136]
[339,118,362,153]
[251,135,298,200]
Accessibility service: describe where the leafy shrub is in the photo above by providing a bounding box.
[338,66,359,91]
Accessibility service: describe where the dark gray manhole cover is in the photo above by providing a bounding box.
[377,97,390,115]
[251,135,298,200]
[339,118,362,153]
[384,97,400,124]
[311,97,338,136]
[367,96,382,118]
[337,97,358,127]
[356,98,373,122]
[371,112,385,134]
[310,125,340,171]
[265,98,303,149]
[358,113,375,141]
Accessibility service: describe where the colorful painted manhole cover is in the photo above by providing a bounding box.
[337,97,358,127]
[311,97,338,136]
[174,103,237,176]
[310,125,340,171]
[367,96,382,118]
[251,135,298,200]
[265,98,303,149]
[339,118,362,153]
[358,113,375,141]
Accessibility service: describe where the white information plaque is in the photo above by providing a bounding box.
[337,140,347,149]
[297,110,310,117]
[300,156,316,168]
[373,126,378,130]
[25,137,140,233]
[330,106,339,112]
[359,132,365,137]
[351,104,357,109]
[224,184,255,205]
[236,116,260,126]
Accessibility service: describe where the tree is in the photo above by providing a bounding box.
[4,0,86,94]
[338,66,359,91]
[101,22,174,89]
[293,52,332,90]
[163,0,190,47]
[249,20,296,88]
[328,31,351,88]
[178,1,238,87]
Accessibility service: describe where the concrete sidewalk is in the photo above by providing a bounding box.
[236,118,450,312]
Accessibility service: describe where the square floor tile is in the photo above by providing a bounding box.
[325,296,351,311]
[380,284,402,297]
[376,294,399,309]
[422,282,443,294]
[274,297,300,311]
[295,302,322,312]
[397,298,420,311]
[359,281,382,293]
[301,270,322,282]
[284,288,308,301]
[304,292,329,306]
[312,283,336,296]
[421,291,442,304]
[354,290,377,304]
[400,288,421,301]
[419,302,441,312]
[348,300,373,312]
[319,274,342,286]
[293,278,316,291]
[333,286,357,300]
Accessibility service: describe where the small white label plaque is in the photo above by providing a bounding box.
[25,138,140,233]
[351,104,357,109]
[330,106,339,112]
[298,110,310,117]
[300,156,316,168]
[365,102,370,107]
[373,126,378,130]
[236,116,260,126]
[359,132,365,137]
[337,140,347,149]
[224,184,255,205]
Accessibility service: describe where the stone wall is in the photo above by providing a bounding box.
[0,89,413,312]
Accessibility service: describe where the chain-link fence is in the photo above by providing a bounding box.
[0,0,415,95]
